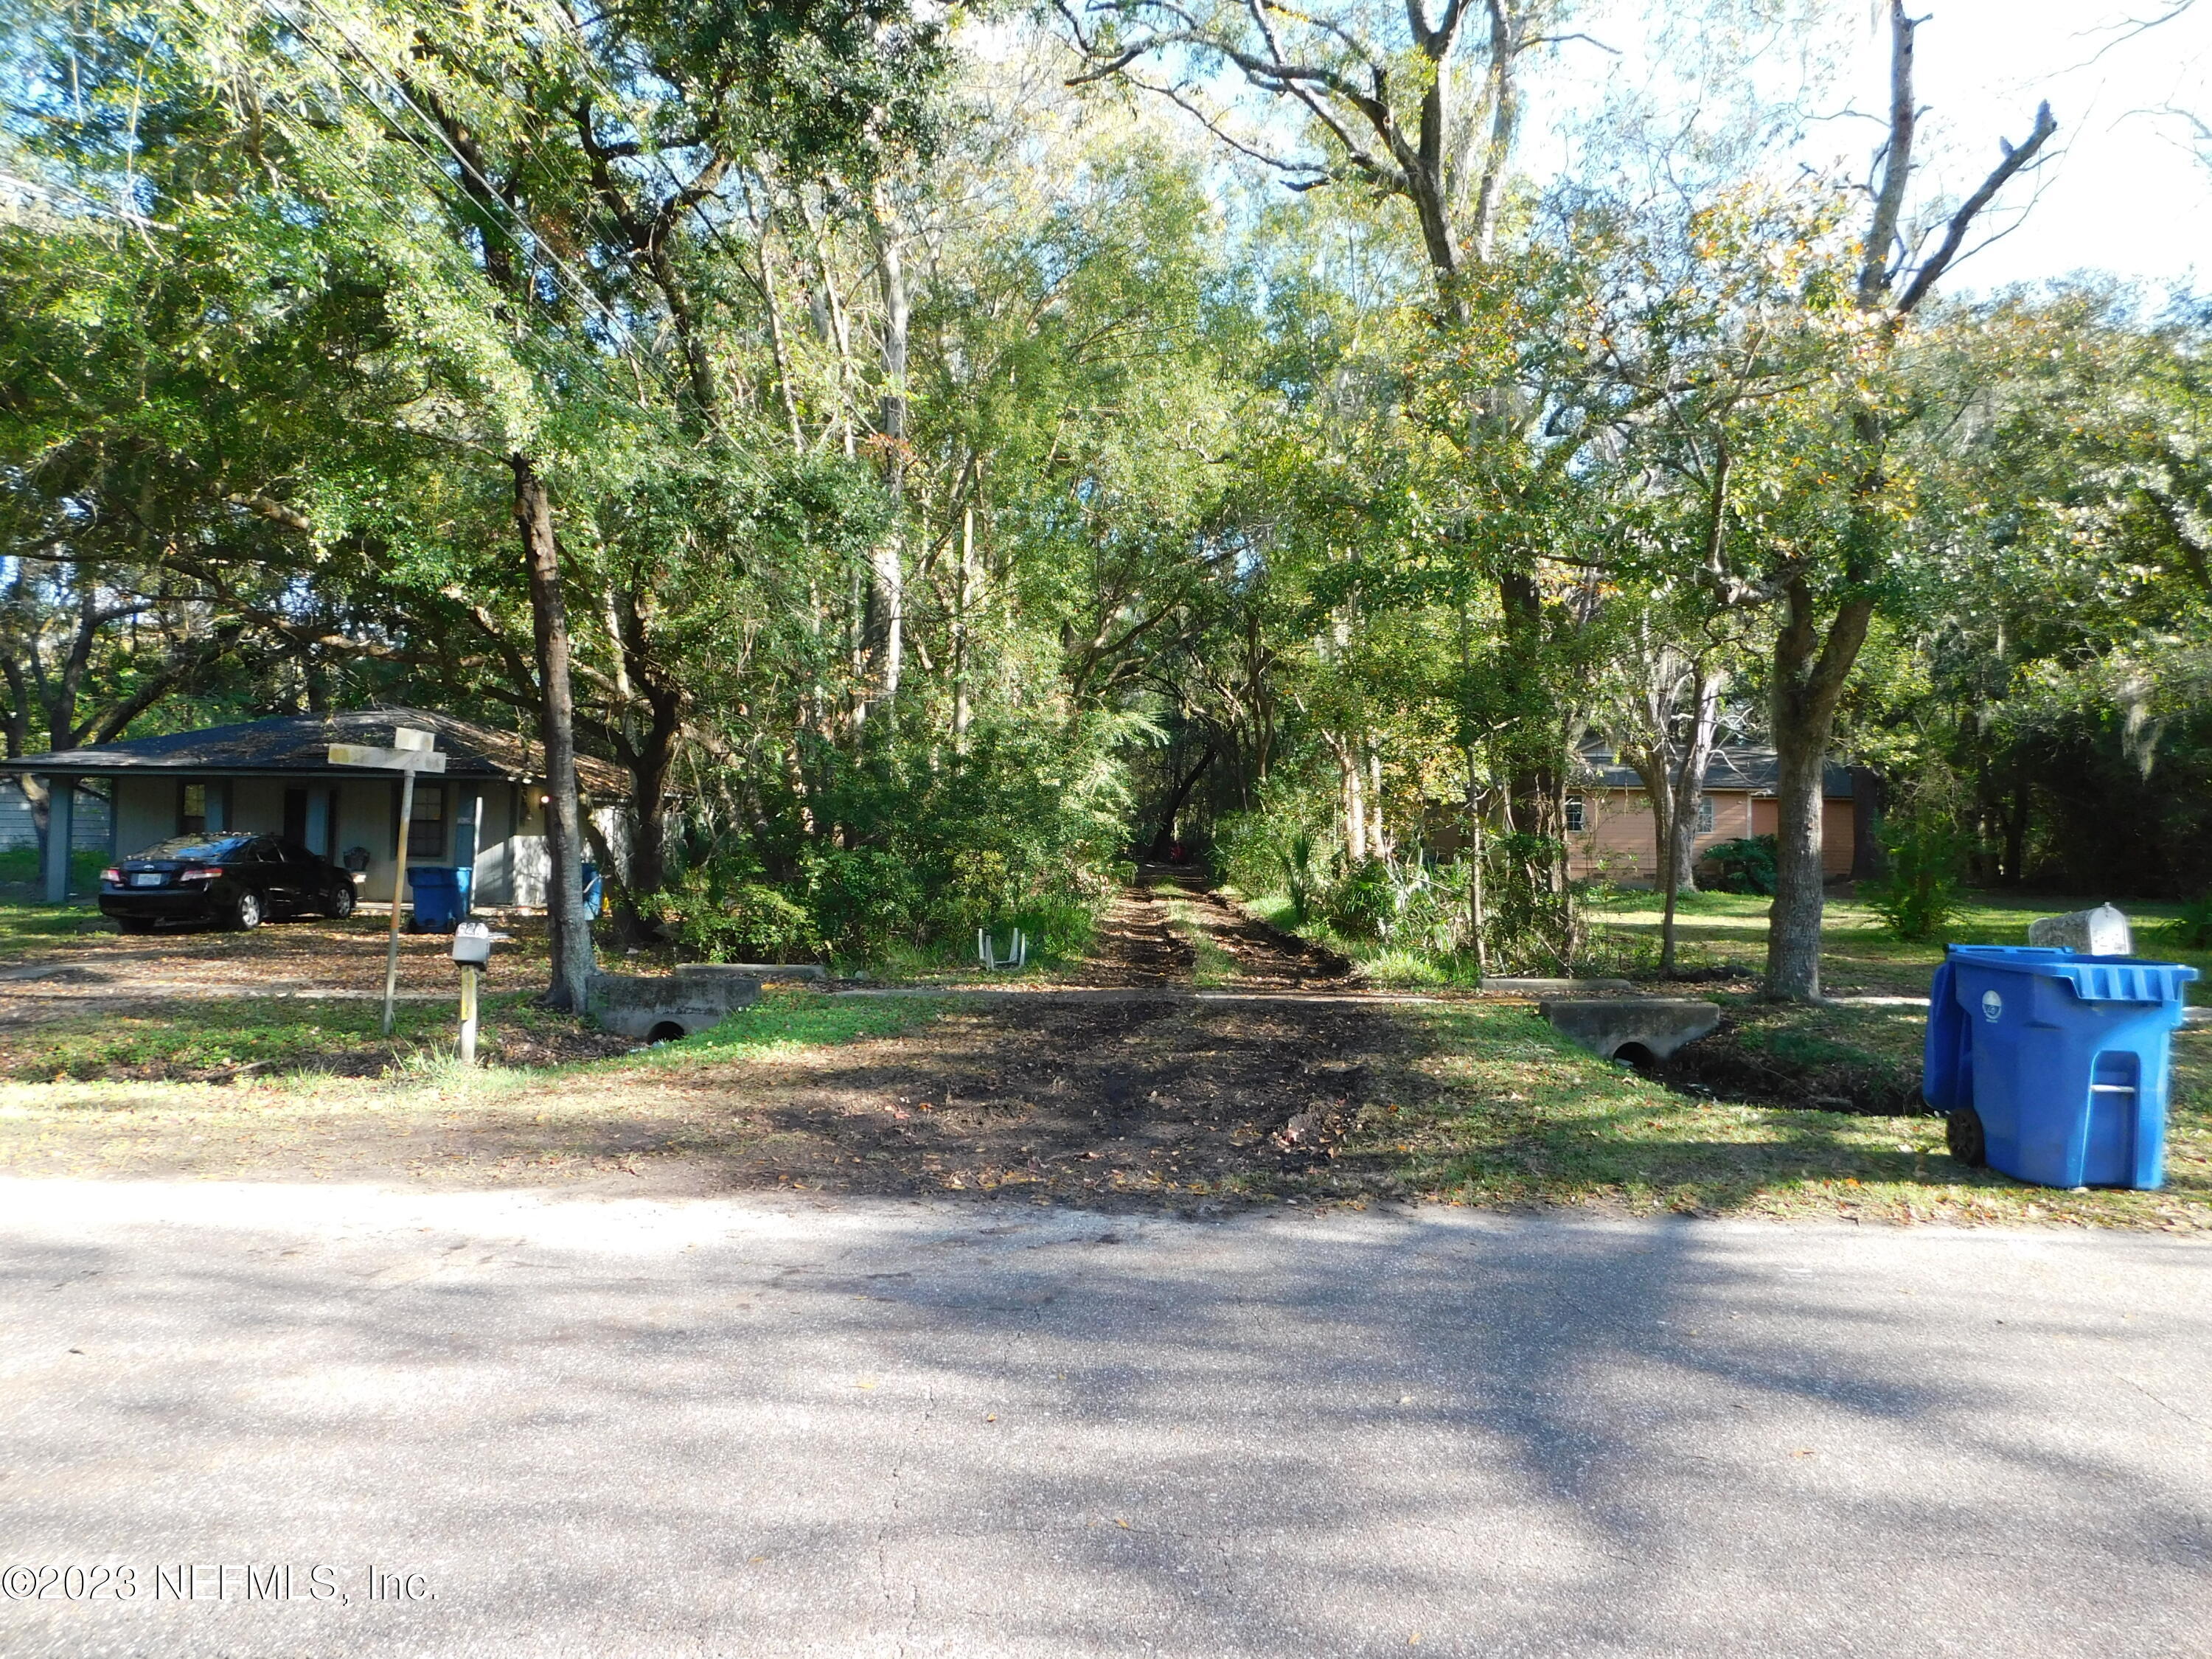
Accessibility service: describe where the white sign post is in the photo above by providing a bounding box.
[329,728,448,1034]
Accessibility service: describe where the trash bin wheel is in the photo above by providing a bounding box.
[231,890,264,932]
[324,883,356,919]
[1946,1106,1986,1167]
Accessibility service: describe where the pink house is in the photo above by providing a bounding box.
[1566,747,1857,883]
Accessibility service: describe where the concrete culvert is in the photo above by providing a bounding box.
[1613,1042,1658,1070]
[585,970,759,1038]
[1540,999,1722,1064]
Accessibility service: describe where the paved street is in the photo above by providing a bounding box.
[1,1178,2207,1658]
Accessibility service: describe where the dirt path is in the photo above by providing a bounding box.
[1070,883,1196,986]
[1073,873,1350,991]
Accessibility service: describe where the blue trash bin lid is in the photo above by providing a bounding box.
[1947,944,2197,1005]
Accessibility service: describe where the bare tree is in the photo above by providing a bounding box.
[1605,616,1733,976]
[1055,0,1563,316]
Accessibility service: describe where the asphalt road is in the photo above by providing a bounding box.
[1,1178,2207,1658]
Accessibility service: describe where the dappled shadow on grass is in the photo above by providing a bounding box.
[0,992,629,1084]
[1396,1002,2212,1229]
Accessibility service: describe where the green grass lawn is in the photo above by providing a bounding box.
[0,900,112,961]
[1364,999,2212,1231]
[1590,886,2212,1000]
[648,988,948,1062]
[0,991,588,1082]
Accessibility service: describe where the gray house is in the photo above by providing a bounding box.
[0,709,627,906]
[1,780,108,855]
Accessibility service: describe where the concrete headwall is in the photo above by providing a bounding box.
[586,970,761,1040]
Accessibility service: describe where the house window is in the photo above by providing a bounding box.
[178,780,228,835]
[1565,795,1586,833]
[409,782,446,861]
[392,781,448,860]
[1698,796,1716,834]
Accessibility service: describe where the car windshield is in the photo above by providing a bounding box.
[130,835,251,861]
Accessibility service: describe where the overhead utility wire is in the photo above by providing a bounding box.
[265,0,647,355]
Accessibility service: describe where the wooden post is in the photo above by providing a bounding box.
[384,767,415,1035]
[329,731,445,1035]
[457,963,479,1063]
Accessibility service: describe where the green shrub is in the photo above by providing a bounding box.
[656,869,821,962]
[661,712,1129,966]
[1701,835,1779,896]
[1216,810,1334,925]
[2166,892,2212,950]
[1324,857,1395,939]
[1860,815,1969,942]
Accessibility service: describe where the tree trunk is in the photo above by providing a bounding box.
[1767,731,1830,1000]
[952,504,975,745]
[1646,663,1725,972]
[513,454,594,1012]
[1764,578,1874,1000]
[1463,759,1489,979]
[860,184,909,725]
[1147,747,1214,861]
[1339,739,1366,863]
[1366,745,1388,859]
[621,692,681,902]
[2000,782,2031,886]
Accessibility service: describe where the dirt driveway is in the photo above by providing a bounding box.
[0,909,555,1029]
[0,888,1429,1210]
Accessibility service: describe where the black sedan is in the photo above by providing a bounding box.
[100,835,358,933]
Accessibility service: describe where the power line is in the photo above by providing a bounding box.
[265,0,648,358]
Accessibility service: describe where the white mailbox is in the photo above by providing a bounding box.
[451,920,494,967]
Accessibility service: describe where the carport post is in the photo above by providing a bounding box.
[42,776,74,905]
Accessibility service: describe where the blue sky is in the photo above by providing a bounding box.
[1526,0,2211,294]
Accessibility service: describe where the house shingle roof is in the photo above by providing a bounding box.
[0,708,630,796]
[1576,745,1854,799]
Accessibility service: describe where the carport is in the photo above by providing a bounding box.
[0,708,627,906]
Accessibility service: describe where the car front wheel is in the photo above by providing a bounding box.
[232,890,265,932]
[325,883,356,919]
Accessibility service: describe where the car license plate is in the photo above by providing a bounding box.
[131,872,164,887]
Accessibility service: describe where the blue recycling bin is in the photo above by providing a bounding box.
[1925,945,2198,1189]
[580,862,603,920]
[405,866,473,933]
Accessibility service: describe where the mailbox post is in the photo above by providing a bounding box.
[451,920,494,1063]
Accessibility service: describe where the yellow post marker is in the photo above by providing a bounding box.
[457,963,479,1062]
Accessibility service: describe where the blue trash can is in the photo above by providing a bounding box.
[1925,945,2198,1189]
[406,866,473,933]
[580,862,602,920]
